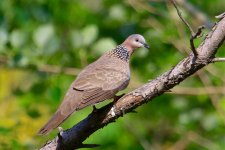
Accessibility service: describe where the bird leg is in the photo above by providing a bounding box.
[58,126,64,133]
[110,106,116,117]
[57,127,64,142]
[92,105,98,113]
[110,94,126,117]
[113,93,125,102]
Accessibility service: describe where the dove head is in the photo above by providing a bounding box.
[122,34,149,54]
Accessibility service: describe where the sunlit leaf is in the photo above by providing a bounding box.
[92,38,116,55]
[9,29,27,48]
[81,24,99,46]
[33,24,54,48]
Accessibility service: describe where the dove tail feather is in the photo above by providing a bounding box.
[38,111,70,135]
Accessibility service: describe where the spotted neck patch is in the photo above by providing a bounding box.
[108,45,129,61]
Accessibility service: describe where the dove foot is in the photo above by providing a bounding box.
[92,105,98,113]
[110,106,116,117]
[113,93,125,102]
[57,127,64,141]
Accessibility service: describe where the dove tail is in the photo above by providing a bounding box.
[38,111,68,135]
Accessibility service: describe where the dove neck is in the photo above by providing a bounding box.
[109,45,130,61]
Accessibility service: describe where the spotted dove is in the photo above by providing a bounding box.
[38,34,149,135]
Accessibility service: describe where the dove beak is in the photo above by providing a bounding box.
[143,43,150,49]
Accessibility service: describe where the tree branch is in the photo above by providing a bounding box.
[39,15,225,150]
[211,57,225,62]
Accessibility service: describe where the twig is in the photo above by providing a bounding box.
[0,56,80,76]
[170,0,205,56]
[127,0,156,13]
[196,70,225,125]
[167,133,189,150]
[168,131,220,150]
[211,57,225,62]
[187,131,220,150]
[204,66,225,84]
[176,0,213,28]
[170,0,194,34]
[190,25,205,55]
[171,86,225,95]
[37,65,80,75]
[124,120,153,149]
[215,12,225,19]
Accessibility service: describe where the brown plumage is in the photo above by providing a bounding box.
[38,34,149,135]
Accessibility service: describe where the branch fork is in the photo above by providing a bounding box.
[170,0,206,57]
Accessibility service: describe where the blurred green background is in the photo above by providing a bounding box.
[1,0,225,149]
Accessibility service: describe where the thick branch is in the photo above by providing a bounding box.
[40,16,225,150]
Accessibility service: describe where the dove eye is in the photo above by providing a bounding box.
[135,39,139,42]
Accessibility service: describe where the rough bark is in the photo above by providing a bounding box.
[40,16,225,150]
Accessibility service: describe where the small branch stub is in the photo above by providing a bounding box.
[190,25,205,56]
[215,12,225,19]
[211,57,225,62]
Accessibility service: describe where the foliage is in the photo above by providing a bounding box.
[0,0,225,149]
